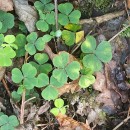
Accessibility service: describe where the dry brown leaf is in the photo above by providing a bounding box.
[127,0,130,9]
[0,67,5,81]
[93,72,106,92]
[13,0,37,32]
[56,113,91,130]
[38,102,50,115]
[0,0,13,11]
[58,80,80,96]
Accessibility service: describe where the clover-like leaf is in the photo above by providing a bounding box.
[0,47,16,66]
[50,76,64,88]
[53,52,69,68]
[26,32,37,43]
[50,108,59,116]
[52,69,67,84]
[12,68,23,83]
[69,10,81,24]
[34,53,49,65]
[79,75,95,88]
[0,34,4,45]
[46,11,55,25]
[54,98,64,108]
[83,54,102,72]
[58,3,73,15]
[0,11,14,33]
[58,13,69,26]
[41,85,58,100]
[22,63,37,78]
[0,22,2,30]
[34,0,54,12]
[42,34,52,43]
[4,35,15,44]
[9,115,19,127]
[65,61,80,80]
[81,35,97,53]
[95,41,112,63]
[64,23,81,32]
[14,34,26,57]
[36,73,49,88]
[62,30,75,46]
[0,115,8,126]
[36,20,49,32]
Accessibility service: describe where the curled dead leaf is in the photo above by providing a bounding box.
[0,0,13,11]
[56,113,91,130]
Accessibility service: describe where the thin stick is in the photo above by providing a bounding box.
[1,78,11,97]
[113,108,130,130]
[24,97,36,104]
[20,89,26,124]
[108,24,130,42]
[54,0,58,30]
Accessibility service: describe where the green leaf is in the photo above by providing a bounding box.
[58,3,73,15]
[81,35,96,53]
[95,41,112,63]
[42,34,52,43]
[41,85,58,100]
[11,91,21,102]
[44,3,54,11]
[35,37,45,51]
[14,34,26,57]
[65,61,80,80]
[69,10,81,24]
[0,11,14,33]
[36,20,49,32]
[22,63,37,78]
[0,115,8,126]
[1,124,14,130]
[40,0,52,5]
[60,107,66,115]
[52,69,67,84]
[54,98,64,108]
[53,52,69,68]
[50,76,64,88]
[34,53,49,64]
[12,68,23,83]
[0,34,4,45]
[36,73,49,88]
[58,13,69,26]
[34,1,44,11]
[46,11,55,25]
[39,64,52,74]
[64,23,81,32]
[4,35,15,44]
[0,47,16,66]
[27,32,37,43]
[79,75,95,88]
[50,108,59,116]
[23,77,37,89]
[62,30,75,46]
[0,22,2,30]
[25,43,36,55]
[9,115,19,127]
[83,54,102,72]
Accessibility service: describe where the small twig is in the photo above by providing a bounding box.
[20,89,26,124]
[1,78,11,97]
[54,0,58,30]
[24,97,36,104]
[113,108,130,130]
[108,24,130,42]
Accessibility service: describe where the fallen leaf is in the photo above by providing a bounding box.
[13,0,37,32]
[56,113,91,130]
[58,80,80,96]
[75,31,84,43]
[127,0,130,9]
[38,102,50,115]
[0,67,5,81]
[0,0,13,11]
